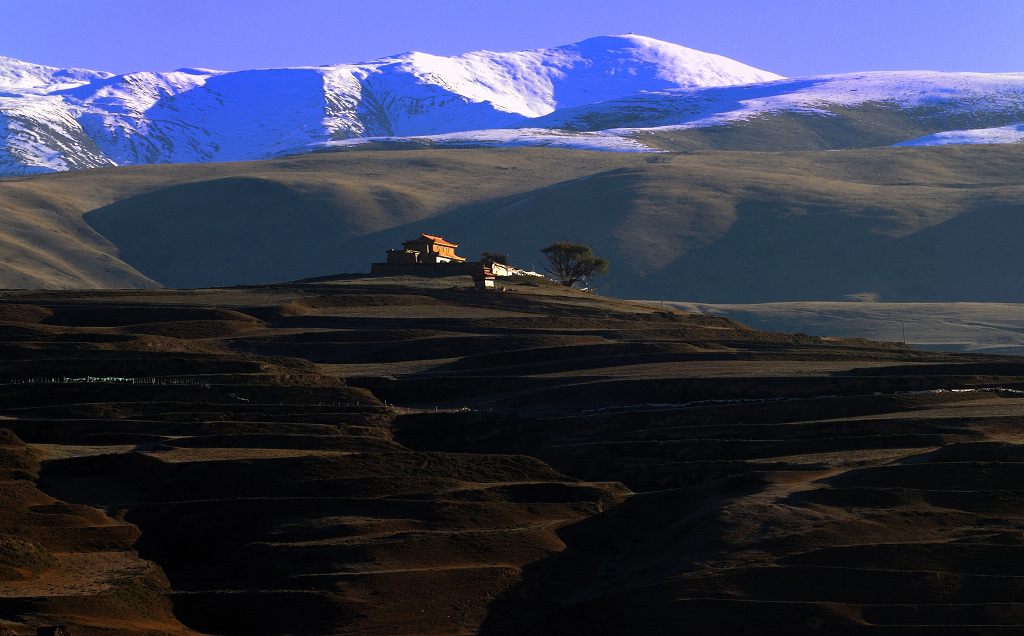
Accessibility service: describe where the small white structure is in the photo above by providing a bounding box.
[488,262,545,278]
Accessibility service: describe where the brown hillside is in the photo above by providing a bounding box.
[0,146,1023,301]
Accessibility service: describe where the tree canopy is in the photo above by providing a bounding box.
[480,251,508,266]
[540,241,609,289]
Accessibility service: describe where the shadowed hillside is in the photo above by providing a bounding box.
[1,145,1024,302]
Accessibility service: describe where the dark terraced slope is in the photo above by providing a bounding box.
[1,276,1023,634]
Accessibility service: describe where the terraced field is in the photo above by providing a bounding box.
[1,275,1024,634]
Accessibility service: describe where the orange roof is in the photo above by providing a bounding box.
[408,234,459,248]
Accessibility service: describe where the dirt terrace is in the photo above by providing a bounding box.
[1,275,1023,634]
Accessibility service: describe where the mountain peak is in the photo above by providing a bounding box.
[3,35,1020,177]
[554,34,785,87]
[413,34,784,117]
[0,55,112,92]
[569,33,699,50]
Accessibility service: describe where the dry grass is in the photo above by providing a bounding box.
[1,145,1024,305]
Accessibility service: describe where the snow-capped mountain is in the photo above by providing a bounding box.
[329,67,1024,153]
[516,71,1024,131]
[1,35,1023,177]
[0,55,112,92]
[0,35,780,175]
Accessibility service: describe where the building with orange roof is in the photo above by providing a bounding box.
[370,234,544,283]
[371,233,472,273]
[399,234,467,264]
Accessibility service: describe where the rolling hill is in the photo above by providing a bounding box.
[3,35,1024,300]
[1,144,1024,303]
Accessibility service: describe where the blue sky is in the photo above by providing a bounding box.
[3,0,1023,76]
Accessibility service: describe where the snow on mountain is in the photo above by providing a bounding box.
[0,95,116,175]
[521,71,1024,133]
[310,70,1024,155]
[321,127,658,153]
[0,56,111,93]
[0,35,780,175]
[359,35,784,119]
[2,36,1024,176]
[894,123,1024,146]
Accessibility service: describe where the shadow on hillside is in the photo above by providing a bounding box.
[83,175,425,287]
[474,476,774,635]
[639,201,1024,303]
[82,169,646,289]
[83,162,1024,304]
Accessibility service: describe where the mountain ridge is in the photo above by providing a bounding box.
[3,34,1023,177]
[3,36,1024,297]
[0,35,782,175]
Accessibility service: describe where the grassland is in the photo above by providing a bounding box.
[2,275,1024,634]
[2,144,1024,304]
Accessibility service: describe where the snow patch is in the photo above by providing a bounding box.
[893,123,1024,146]
[0,56,112,93]
[318,127,660,153]
[530,71,1024,134]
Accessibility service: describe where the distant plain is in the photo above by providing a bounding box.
[664,301,1024,355]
